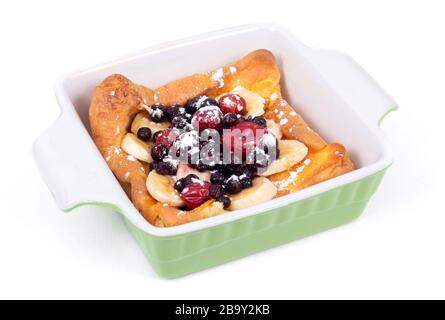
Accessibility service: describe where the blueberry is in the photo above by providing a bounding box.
[252,116,267,128]
[172,116,188,129]
[151,144,168,162]
[236,114,246,123]
[217,195,231,209]
[137,127,152,142]
[209,184,225,199]
[200,98,219,107]
[222,113,239,128]
[184,174,200,186]
[221,165,236,178]
[235,164,253,177]
[210,171,225,184]
[150,104,167,123]
[174,178,186,192]
[154,161,177,175]
[195,159,208,172]
[239,175,253,189]
[185,96,204,114]
[225,176,242,194]
[166,104,186,121]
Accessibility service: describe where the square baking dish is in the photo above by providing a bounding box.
[33,23,397,278]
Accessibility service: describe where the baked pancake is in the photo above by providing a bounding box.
[89,50,354,227]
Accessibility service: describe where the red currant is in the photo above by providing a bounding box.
[218,93,247,115]
[181,182,211,210]
[191,106,223,131]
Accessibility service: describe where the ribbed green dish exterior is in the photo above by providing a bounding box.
[122,168,387,278]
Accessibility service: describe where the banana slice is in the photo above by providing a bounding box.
[229,177,277,211]
[176,164,211,182]
[266,119,282,140]
[258,140,308,177]
[146,170,184,207]
[121,133,153,163]
[131,112,170,134]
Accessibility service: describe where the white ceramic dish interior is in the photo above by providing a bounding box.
[33,23,397,237]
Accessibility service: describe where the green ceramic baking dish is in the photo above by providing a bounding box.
[33,23,397,278]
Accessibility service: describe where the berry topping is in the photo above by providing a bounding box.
[152,130,162,142]
[195,159,208,172]
[171,116,188,129]
[149,104,167,123]
[222,113,240,128]
[210,171,225,184]
[183,173,200,186]
[154,128,180,149]
[150,144,168,162]
[222,121,268,156]
[165,104,186,121]
[236,165,255,178]
[153,160,177,175]
[200,98,219,108]
[218,93,247,115]
[225,176,242,194]
[137,127,152,142]
[217,195,231,209]
[239,175,253,189]
[174,178,186,192]
[180,182,211,209]
[185,96,208,114]
[251,116,267,128]
[209,184,225,199]
[192,106,223,131]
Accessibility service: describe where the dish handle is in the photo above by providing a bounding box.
[305,48,398,126]
[32,112,123,212]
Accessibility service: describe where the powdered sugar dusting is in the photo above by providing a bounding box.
[212,68,225,88]
[279,118,288,125]
[274,163,309,191]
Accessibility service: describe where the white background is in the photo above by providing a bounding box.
[0,0,444,300]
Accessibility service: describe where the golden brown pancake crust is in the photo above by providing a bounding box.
[89,50,354,227]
